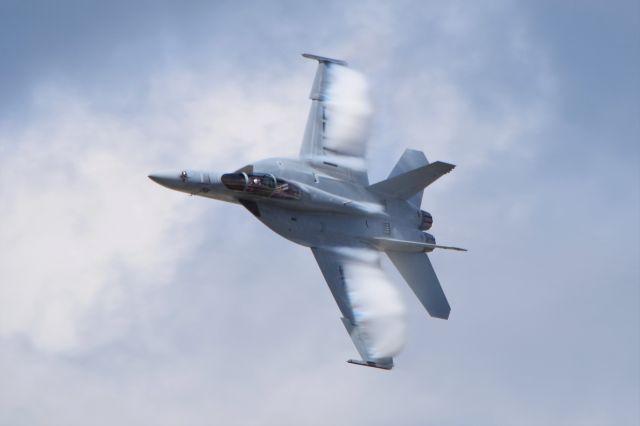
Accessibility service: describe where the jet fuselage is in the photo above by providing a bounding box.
[148,157,433,250]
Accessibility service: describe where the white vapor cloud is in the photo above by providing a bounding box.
[324,65,373,158]
[338,247,405,359]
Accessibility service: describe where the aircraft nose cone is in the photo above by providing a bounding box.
[148,172,179,188]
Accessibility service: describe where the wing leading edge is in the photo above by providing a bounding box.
[311,246,405,369]
[300,53,372,185]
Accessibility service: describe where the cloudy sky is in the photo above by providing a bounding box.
[0,1,638,425]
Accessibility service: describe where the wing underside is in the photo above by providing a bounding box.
[300,54,372,185]
[311,246,405,369]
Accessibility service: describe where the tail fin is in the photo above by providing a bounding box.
[386,149,429,208]
[369,150,454,202]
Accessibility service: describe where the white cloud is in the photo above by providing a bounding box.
[0,67,307,354]
[0,1,637,425]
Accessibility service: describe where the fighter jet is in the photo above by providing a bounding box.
[149,53,465,370]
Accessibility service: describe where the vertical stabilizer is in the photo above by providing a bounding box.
[387,149,429,208]
[369,160,455,202]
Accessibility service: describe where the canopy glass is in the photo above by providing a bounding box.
[221,172,302,200]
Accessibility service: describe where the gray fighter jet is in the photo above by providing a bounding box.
[149,53,465,370]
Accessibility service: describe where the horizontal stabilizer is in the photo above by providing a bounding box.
[374,237,467,252]
[368,161,455,200]
[386,251,451,319]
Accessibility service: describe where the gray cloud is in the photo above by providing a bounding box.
[0,1,638,425]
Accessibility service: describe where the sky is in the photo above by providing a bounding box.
[0,1,638,425]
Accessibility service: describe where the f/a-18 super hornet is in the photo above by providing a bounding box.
[149,53,465,370]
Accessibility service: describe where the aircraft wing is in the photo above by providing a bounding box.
[311,246,405,369]
[300,54,372,185]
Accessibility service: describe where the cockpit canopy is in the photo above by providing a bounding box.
[221,172,301,200]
